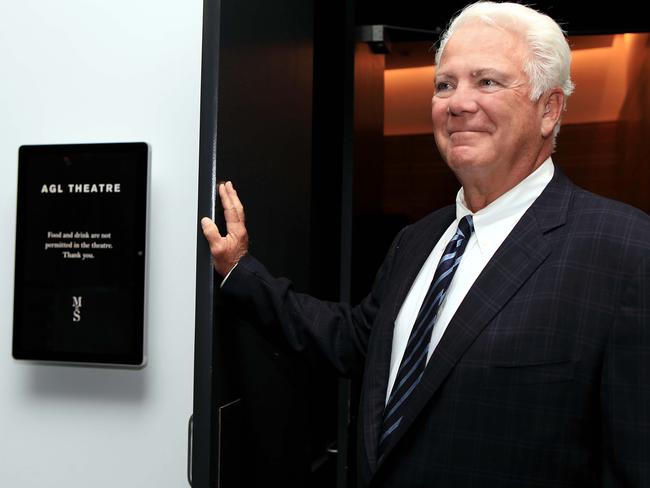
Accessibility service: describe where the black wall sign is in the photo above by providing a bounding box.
[13,143,149,366]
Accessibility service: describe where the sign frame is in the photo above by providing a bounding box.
[12,142,149,367]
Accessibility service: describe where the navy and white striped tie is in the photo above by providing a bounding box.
[378,215,474,458]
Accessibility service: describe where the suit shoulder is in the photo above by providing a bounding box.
[566,188,650,262]
[571,187,650,233]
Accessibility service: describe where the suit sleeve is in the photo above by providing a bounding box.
[219,228,406,377]
[601,254,650,486]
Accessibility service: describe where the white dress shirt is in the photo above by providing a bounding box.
[385,158,555,404]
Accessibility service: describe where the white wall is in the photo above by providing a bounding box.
[0,1,202,486]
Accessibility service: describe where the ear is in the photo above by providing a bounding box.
[540,88,564,138]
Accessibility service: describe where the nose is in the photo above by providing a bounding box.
[446,83,479,116]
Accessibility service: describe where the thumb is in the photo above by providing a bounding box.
[201,217,222,243]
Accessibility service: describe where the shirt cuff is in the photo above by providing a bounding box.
[220,262,239,288]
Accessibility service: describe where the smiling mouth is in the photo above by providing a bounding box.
[449,130,485,139]
[447,131,488,147]
[449,129,485,134]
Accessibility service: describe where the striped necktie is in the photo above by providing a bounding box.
[378,215,474,459]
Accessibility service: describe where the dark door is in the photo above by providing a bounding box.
[192,0,355,487]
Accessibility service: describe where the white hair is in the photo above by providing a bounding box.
[435,1,575,140]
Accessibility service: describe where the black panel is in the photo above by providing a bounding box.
[13,143,148,366]
[193,0,222,483]
[355,1,650,36]
[312,1,358,486]
[194,0,341,486]
[212,0,323,481]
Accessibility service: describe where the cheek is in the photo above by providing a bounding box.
[431,104,447,129]
[432,131,446,152]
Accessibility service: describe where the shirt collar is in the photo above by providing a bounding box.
[455,157,555,253]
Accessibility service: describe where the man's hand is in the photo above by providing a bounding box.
[200,181,249,277]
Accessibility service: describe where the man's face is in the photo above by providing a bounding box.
[432,23,546,183]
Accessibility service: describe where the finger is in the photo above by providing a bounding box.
[221,182,245,240]
[219,181,240,224]
[200,217,223,246]
[226,181,245,223]
[217,182,232,215]
[217,182,230,212]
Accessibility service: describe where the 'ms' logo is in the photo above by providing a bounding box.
[72,296,83,322]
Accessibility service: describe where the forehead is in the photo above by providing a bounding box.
[437,23,527,76]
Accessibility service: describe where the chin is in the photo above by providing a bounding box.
[445,147,486,172]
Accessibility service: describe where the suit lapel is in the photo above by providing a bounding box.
[362,206,455,472]
[373,168,574,469]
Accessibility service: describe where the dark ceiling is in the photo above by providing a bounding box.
[354,1,650,36]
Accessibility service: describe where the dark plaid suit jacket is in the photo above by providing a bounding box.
[222,168,650,487]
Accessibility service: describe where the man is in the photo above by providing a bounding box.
[202,2,650,486]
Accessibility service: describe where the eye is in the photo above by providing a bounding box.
[434,81,453,96]
[479,79,499,88]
